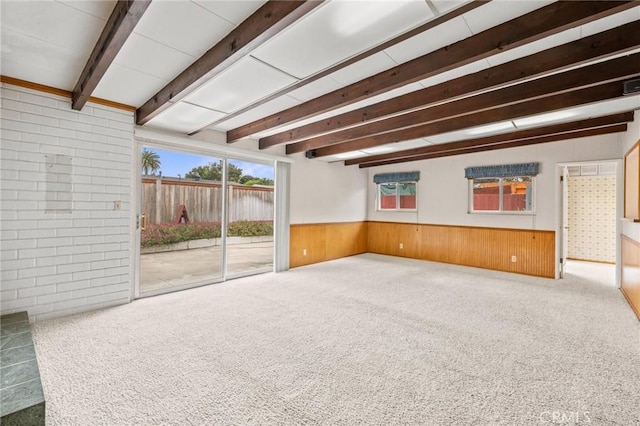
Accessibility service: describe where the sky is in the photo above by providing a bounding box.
[143,147,274,180]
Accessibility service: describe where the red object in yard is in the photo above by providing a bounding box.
[174,205,190,224]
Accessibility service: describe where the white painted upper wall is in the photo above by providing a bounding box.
[289,153,368,224]
[367,133,623,231]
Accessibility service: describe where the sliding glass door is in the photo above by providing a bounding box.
[138,147,224,295]
[136,146,274,296]
[226,158,274,277]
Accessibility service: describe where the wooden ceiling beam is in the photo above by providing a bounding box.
[72,0,151,111]
[346,112,635,166]
[309,80,634,158]
[260,20,640,149]
[191,0,488,136]
[357,124,628,168]
[287,53,640,153]
[228,0,637,142]
[136,0,324,125]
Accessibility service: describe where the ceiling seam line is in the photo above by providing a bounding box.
[131,32,199,60]
[190,2,238,27]
[248,55,302,81]
[52,0,109,21]
[424,0,439,17]
[181,100,227,115]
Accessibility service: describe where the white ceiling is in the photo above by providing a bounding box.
[1,0,639,164]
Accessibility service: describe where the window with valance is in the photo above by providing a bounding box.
[465,163,539,213]
[374,171,420,211]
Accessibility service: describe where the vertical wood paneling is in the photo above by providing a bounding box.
[291,221,554,277]
[290,222,368,268]
[290,224,326,267]
[621,235,640,320]
[326,222,368,260]
[368,222,555,278]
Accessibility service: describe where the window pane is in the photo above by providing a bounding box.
[399,183,416,209]
[473,178,500,211]
[380,183,397,209]
[140,148,223,294]
[502,177,533,211]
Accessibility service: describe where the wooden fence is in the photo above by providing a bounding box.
[142,177,273,224]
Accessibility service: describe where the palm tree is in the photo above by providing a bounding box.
[141,149,161,176]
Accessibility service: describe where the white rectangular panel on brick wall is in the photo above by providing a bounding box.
[0,83,134,321]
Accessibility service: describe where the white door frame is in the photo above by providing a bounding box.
[560,165,569,278]
[131,144,142,300]
[555,159,623,286]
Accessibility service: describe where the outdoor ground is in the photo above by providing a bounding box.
[140,241,273,293]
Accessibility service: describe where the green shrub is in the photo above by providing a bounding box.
[228,220,273,237]
[141,221,272,248]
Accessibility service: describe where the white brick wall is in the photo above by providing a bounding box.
[1,83,134,321]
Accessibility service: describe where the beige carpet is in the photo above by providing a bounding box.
[32,254,640,425]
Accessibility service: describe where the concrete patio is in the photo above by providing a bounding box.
[140,241,273,294]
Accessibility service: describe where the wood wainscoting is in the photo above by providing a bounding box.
[290,222,368,268]
[621,235,640,320]
[367,222,555,278]
[290,221,555,278]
